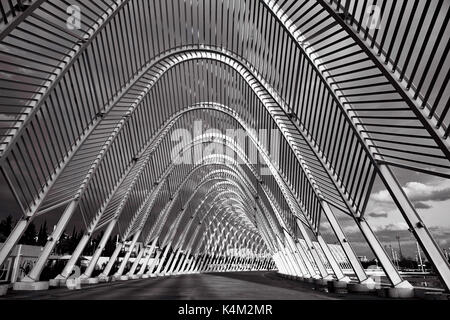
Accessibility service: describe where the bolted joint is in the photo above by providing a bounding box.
[96,112,105,119]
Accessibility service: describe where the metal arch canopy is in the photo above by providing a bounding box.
[0,0,449,291]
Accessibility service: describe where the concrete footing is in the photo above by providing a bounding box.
[97,276,110,283]
[80,277,99,285]
[13,281,49,291]
[0,284,8,296]
[387,287,415,299]
[305,277,314,284]
[129,274,141,280]
[313,279,330,292]
[49,278,65,287]
[347,278,377,293]
[328,280,349,294]
[141,274,150,279]
[119,275,129,281]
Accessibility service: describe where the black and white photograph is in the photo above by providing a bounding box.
[0,0,449,310]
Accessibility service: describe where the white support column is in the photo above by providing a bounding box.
[55,232,90,281]
[114,230,142,278]
[146,249,162,276]
[285,231,314,278]
[172,252,185,274]
[295,219,330,279]
[177,249,192,274]
[284,246,303,277]
[154,243,172,275]
[316,234,348,281]
[285,248,300,276]
[127,246,146,277]
[357,217,411,288]
[379,164,450,291]
[22,200,79,283]
[187,255,198,273]
[322,203,368,283]
[138,238,158,275]
[0,218,31,268]
[100,242,124,278]
[161,250,177,275]
[82,219,117,279]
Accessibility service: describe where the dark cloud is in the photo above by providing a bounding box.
[368,212,388,219]
[414,202,432,210]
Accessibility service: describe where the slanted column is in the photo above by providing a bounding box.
[147,249,162,276]
[173,253,186,274]
[322,203,368,283]
[281,248,296,276]
[23,200,79,282]
[171,252,184,274]
[200,255,211,272]
[56,232,91,280]
[154,243,172,275]
[114,230,142,277]
[284,246,302,277]
[0,218,31,267]
[137,238,158,275]
[82,219,117,278]
[127,246,146,276]
[357,217,411,288]
[168,249,183,274]
[280,236,304,277]
[187,255,198,273]
[295,219,330,279]
[316,234,348,281]
[100,242,124,278]
[379,164,450,291]
[161,249,177,275]
[284,231,312,278]
[274,252,288,274]
[177,250,192,274]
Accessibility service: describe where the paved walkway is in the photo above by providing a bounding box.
[1,272,383,300]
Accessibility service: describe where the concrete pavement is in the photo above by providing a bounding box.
[1,272,385,300]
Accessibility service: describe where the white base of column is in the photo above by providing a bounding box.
[347,278,377,293]
[97,275,110,283]
[386,287,415,299]
[141,274,150,279]
[129,274,141,280]
[13,281,49,291]
[375,281,414,298]
[49,278,66,287]
[0,284,8,296]
[328,280,350,294]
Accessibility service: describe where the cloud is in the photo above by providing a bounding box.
[371,181,450,209]
[367,212,388,219]
[373,222,409,232]
[414,202,432,210]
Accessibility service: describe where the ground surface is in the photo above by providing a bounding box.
[1,272,386,300]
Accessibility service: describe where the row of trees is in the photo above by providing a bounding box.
[0,215,117,256]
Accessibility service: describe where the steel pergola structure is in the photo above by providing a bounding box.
[0,0,449,294]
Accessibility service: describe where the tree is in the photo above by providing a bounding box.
[0,215,13,242]
[20,223,37,245]
[37,221,48,246]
